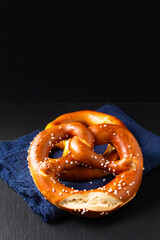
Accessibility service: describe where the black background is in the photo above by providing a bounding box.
[1,1,160,104]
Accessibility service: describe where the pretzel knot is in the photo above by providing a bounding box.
[28,111,143,217]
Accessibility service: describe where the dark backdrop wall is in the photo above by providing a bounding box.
[1,1,160,103]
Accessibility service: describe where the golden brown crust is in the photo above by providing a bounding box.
[46,110,126,129]
[28,111,143,217]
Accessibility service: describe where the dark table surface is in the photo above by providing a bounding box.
[0,102,160,240]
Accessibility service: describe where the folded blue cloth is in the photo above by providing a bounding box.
[0,104,160,222]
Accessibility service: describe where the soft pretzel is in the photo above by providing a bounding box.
[28,113,143,217]
[45,110,125,181]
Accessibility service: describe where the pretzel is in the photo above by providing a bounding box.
[28,115,143,217]
[45,110,125,181]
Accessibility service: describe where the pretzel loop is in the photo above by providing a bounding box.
[45,110,126,181]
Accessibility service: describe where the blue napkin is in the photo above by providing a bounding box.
[0,104,160,222]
